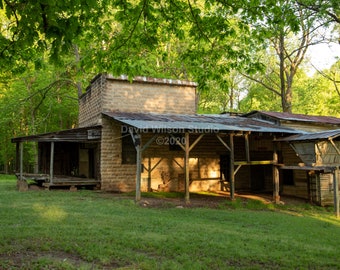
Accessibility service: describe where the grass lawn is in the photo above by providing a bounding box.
[0,174,339,269]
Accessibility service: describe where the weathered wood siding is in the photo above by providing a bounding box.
[280,142,309,198]
[278,122,337,132]
[309,171,340,206]
[282,170,309,199]
[315,141,340,165]
[316,171,340,206]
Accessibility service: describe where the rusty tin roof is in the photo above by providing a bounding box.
[276,129,340,142]
[244,110,340,125]
[103,111,300,134]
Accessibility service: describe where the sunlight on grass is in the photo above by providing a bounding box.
[32,203,68,222]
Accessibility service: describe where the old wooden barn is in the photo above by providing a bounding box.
[11,74,340,212]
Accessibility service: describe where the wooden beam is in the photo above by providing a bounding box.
[273,141,280,204]
[141,135,157,152]
[50,142,54,184]
[234,160,274,165]
[170,134,186,151]
[145,157,163,192]
[216,134,231,152]
[171,133,204,204]
[245,133,250,163]
[19,142,23,181]
[173,158,184,169]
[128,130,142,202]
[147,158,152,192]
[234,164,242,176]
[185,132,190,204]
[334,168,339,218]
[329,139,340,155]
[229,133,235,200]
[140,135,159,192]
[189,134,204,152]
[135,143,142,201]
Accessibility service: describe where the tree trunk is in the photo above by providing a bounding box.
[278,31,292,113]
[229,87,234,112]
[74,45,83,98]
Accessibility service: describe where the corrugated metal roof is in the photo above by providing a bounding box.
[276,129,340,142]
[244,110,340,125]
[11,126,101,143]
[103,111,301,134]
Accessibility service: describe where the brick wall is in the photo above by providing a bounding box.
[78,74,106,127]
[103,75,197,114]
[78,74,198,191]
[79,74,197,128]
[100,117,136,191]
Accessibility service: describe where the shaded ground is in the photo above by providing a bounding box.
[0,250,122,270]
[134,191,309,209]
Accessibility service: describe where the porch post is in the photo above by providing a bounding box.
[334,167,339,218]
[19,142,23,180]
[245,132,250,163]
[135,141,142,202]
[50,141,54,184]
[147,157,152,192]
[185,132,190,204]
[229,133,235,200]
[273,141,280,203]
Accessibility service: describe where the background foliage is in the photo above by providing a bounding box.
[0,0,339,172]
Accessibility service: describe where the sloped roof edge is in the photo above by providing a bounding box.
[103,111,301,134]
[11,126,101,143]
[244,110,340,125]
[275,129,340,142]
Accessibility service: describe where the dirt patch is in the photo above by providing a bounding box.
[138,195,228,208]
[134,192,309,209]
[0,250,125,270]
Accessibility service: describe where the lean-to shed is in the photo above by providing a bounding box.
[277,129,340,208]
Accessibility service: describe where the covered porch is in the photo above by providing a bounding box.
[103,111,299,204]
[11,126,101,190]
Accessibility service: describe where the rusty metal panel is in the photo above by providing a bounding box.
[103,111,298,134]
[245,110,340,125]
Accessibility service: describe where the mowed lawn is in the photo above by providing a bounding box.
[0,175,339,269]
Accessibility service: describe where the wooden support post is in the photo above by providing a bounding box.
[145,157,163,191]
[245,133,250,163]
[334,168,339,218]
[50,141,54,184]
[229,133,235,200]
[216,134,231,152]
[128,130,142,202]
[185,132,190,204]
[19,142,23,181]
[135,143,142,202]
[273,142,280,203]
[147,157,152,192]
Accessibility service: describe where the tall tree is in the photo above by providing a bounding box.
[240,0,334,113]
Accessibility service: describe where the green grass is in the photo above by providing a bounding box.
[0,174,340,269]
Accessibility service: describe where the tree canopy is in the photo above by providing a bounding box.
[0,0,339,172]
